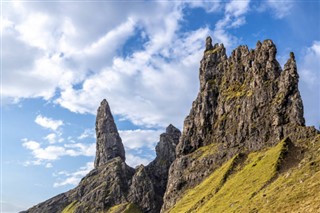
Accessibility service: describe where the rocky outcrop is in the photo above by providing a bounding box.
[176,38,306,157]
[71,157,135,212]
[95,99,125,167]
[162,37,318,212]
[127,124,181,213]
[22,99,180,213]
[128,165,157,212]
[144,125,181,212]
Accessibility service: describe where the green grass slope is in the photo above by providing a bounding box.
[168,135,320,213]
[61,201,142,213]
[107,203,142,213]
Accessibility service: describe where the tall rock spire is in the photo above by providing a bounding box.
[276,52,305,126]
[94,99,125,168]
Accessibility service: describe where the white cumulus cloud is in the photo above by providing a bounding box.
[53,162,94,187]
[55,26,209,128]
[298,41,320,128]
[22,139,95,164]
[78,128,95,140]
[119,129,163,150]
[212,0,250,49]
[126,153,152,168]
[35,115,64,131]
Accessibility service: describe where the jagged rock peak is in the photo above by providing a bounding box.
[94,99,125,168]
[142,124,181,213]
[176,37,305,157]
[162,37,315,212]
[165,124,181,142]
[155,124,181,162]
[205,36,214,51]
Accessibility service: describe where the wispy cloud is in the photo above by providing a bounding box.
[119,129,163,150]
[45,163,53,168]
[126,153,151,168]
[186,0,222,13]
[53,162,94,187]
[44,133,64,144]
[22,139,95,165]
[78,128,95,140]
[35,115,63,131]
[225,0,250,17]
[266,0,293,19]
[298,41,320,127]
[213,0,250,48]
[300,41,320,87]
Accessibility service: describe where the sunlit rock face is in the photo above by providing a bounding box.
[162,37,317,212]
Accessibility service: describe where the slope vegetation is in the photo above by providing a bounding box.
[168,135,320,213]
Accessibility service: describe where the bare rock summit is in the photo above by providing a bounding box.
[95,99,125,167]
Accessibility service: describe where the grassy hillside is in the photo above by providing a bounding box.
[168,135,320,213]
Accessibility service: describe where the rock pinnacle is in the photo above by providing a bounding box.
[94,99,125,167]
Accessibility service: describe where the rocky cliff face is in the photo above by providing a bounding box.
[177,38,305,157]
[161,37,318,212]
[22,100,181,213]
[126,125,180,213]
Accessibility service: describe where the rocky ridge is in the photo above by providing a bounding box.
[22,99,181,213]
[22,36,319,213]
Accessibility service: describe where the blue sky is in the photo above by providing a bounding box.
[1,1,319,212]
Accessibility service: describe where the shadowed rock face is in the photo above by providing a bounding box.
[126,125,181,213]
[94,99,125,167]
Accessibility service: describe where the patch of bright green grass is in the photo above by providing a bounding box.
[107,203,126,213]
[169,154,239,213]
[204,48,220,55]
[169,139,287,213]
[107,203,142,213]
[247,135,320,212]
[198,139,286,213]
[123,203,142,213]
[61,201,78,213]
